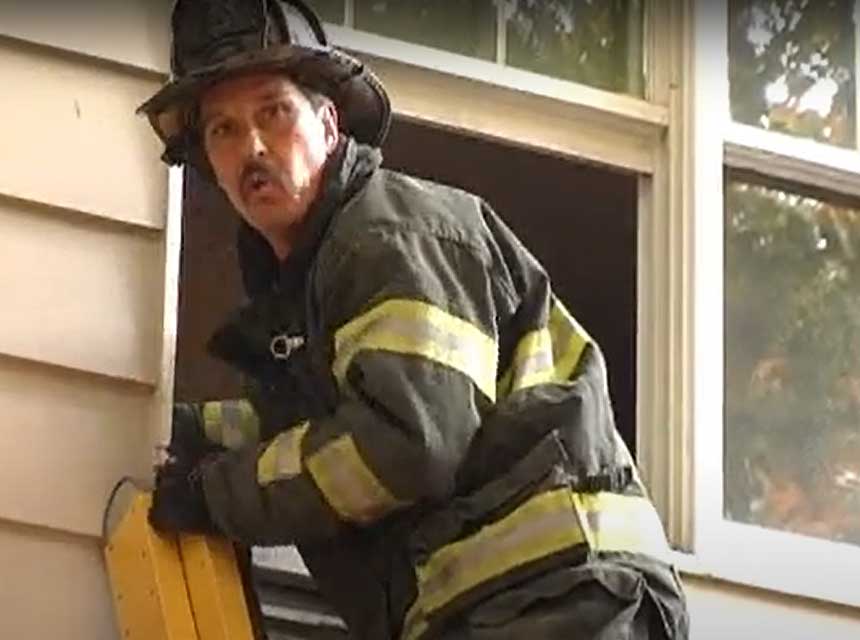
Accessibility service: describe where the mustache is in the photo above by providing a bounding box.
[239,159,281,191]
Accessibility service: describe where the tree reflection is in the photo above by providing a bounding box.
[725,178,860,545]
[353,0,497,60]
[503,0,644,95]
[729,0,858,147]
[345,1,644,95]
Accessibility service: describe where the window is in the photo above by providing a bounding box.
[691,0,860,606]
[309,0,648,97]
[724,176,860,546]
[353,0,497,61]
[504,0,645,95]
[728,0,857,147]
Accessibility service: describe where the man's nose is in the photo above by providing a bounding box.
[247,127,267,157]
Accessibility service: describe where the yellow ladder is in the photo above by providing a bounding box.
[103,488,257,640]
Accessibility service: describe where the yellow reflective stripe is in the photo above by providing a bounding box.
[579,492,669,557]
[257,422,310,487]
[505,328,554,393]
[333,299,498,401]
[414,488,584,615]
[202,402,223,444]
[202,399,260,450]
[401,609,428,640]
[497,300,590,396]
[307,434,407,524]
[408,489,668,623]
[548,299,589,383]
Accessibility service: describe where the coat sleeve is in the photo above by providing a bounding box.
[179,399,261,450]
[201,226,505,545]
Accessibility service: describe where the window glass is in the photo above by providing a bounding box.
[503,0,646,96]
[304,0,346,24]
[724,176,860,545]
[353,0,498,60]
[728,0,858,148]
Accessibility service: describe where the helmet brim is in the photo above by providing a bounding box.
[138,43,391,155]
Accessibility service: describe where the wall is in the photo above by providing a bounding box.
[0,2,172,638]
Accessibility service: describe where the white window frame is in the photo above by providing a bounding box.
[683,0,860,609]
[156,165,186,453]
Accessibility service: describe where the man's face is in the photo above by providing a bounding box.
[199,72,339,252]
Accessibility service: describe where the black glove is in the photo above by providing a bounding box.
[148,403,225,534]
[149,455,220,534]
[168,403,226,464]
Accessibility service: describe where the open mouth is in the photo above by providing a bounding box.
[242,168,280,199]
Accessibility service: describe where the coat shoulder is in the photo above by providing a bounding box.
[328,169,492,255]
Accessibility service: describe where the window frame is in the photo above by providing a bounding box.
[684,0,860,609]
[326,25,666,173]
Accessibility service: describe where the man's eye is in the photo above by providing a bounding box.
[262,103,288,120]
[208,122,231,139]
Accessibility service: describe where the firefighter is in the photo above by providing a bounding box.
[143,1,689,638]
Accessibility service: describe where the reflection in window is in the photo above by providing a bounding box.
[729,0,858,148]
[304,0,346,24]
[725,176,860,546]
[353,0,498,61]
[503,0,645,96]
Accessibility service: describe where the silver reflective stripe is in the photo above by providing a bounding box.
[404,488,670,639]
[333,299,498,401]
[412,488,584,617]
[548,299,589,382]
[497,299,591,397]
[507,328,554,393]
[257,422,310,486]
[418,501,582,613]
[203,399,260,450]
[307,434,407,524]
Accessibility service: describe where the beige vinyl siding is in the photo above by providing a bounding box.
[0,356,153,536]
[0,520,117,640]
[0,1,170,75]
[0,38,166,229]
[0,200,164,384]
[0,8,171,638]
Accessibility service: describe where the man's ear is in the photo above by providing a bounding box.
[320,100,339,152]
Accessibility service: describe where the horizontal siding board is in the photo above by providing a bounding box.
[0,37,167,229]
[0,0,170,74]
[0,197,164,384]
[0,521,117,639]
[0,356,153,536]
